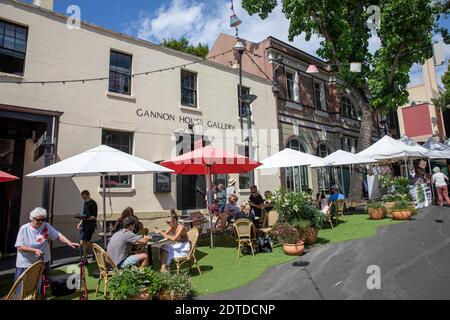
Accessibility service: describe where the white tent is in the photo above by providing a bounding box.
[257,148,326,169]
[445,138,450,147]
[358,135,428,160]
[28,145,174,247]
[423,137,450,158]
[400,135,450,159]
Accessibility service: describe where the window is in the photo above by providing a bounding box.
[314,82,326,111]
[109,50,132,95]
[286,70,295,101]
[238,145,254,189]
[181,70,197,107]
[0,20,28,75]
[340,97,359,120]
[154,161,171,193]
[286,139,309,192]
[316,143,335,192]
[101,130,133,188]
[238,85,251,117]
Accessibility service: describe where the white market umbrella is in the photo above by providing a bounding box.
[28,145,174,248]
[311,150,377,196]
[358,135,427,160]
[257,148,327,193]
[423,137,450,158]
[400,135,449,159]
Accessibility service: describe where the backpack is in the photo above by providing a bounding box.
[258,234,273,253]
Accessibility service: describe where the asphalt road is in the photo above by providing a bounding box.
[200,206,450,300]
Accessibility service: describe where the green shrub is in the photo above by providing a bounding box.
[393,200,414,211]
[393,177,410,195]
[272,223,302,244]
[367,201,384,209]
[159,272,194,300]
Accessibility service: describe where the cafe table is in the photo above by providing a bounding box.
[147,237,175,270]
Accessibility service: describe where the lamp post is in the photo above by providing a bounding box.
[234,39,257,186]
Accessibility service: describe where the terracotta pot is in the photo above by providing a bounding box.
[300,227,318,245]
[127,290,151,300]
[282,241,305,256]
[368,208,385,220]
[392,210,411,220]
[158,290,177,300]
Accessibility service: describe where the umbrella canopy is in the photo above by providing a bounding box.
[0,170,19,183]
[399,135,450,159]
[257,148,326,169]
[311,150,377,167]
[358,135,428,160]
[27,145,173,178]
[160,146,261,175]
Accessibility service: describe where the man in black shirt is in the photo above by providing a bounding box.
[77,190,97,262]
[249,185,264,218]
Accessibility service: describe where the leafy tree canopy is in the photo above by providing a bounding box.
[161,37,209,58]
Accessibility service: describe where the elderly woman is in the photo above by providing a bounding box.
[154,210,190,273]
[432,167,450,207]
[15,207,79,290]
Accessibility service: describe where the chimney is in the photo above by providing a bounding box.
[33,0,54,11]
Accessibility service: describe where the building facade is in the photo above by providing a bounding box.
[209,33,382,195]
[396,58,447,142]
[0,0,279,254]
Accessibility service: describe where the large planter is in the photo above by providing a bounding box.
[281,241,305,256]
[382,202,396,217]
[300,227,318,245]
[368,208,385,220]
[158,289,177,300]
[392,210,412,220]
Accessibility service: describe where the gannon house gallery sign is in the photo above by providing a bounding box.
[136,108,236,130]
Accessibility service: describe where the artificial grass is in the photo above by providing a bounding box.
[0,212,404,299]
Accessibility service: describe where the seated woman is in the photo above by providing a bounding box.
[155,211,190,273]
[214,194,240,231]
[111,207,143,234]
[234,202,256,224]
[317,192,329,214]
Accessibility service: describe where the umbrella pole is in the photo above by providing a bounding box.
[341,165,345,197]
[404,156,408,179]
[102,174,107,249]
[206,166,214,249]
[428,158,435,204]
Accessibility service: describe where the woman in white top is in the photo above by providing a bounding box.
[432,167,450,207]
[226,178,237,204]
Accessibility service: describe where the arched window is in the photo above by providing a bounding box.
[340,97,359,120]
[286,139,309,192]
[316,143,336,193]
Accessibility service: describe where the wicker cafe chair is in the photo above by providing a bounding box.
[325,202,335,230]
[3,261,44,300]
[191,211,205,234]
[258,210,279,236]
[174,228,202,275]
[233,219,258,259]
[92,243,117,300]
[335,199,348,225]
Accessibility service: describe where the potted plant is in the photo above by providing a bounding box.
[272,222,304,256]
[367,201,385,220]
[108,266,163,300]
[157,273,194,300]
[270,189,326,245]
[391,200,413,220]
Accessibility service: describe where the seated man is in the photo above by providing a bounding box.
[107,216,150,268]
[328,185,345,204]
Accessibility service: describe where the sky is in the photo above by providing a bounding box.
[22,0,450,88]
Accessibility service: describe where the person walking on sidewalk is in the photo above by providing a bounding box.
[432,167,450,207]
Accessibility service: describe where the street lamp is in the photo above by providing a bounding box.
[234,39,256,185]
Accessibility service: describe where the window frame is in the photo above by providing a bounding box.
[181,69,198,108]
[314,81,326,111]
[285,69,295,101]
[0,19,28,76]
[340,97,360,120]
[237,144,255,190]
[101,129,134,188]
[237,85,252,118]
[108,50,133,95]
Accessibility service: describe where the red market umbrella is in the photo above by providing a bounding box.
[161,146,261,248]
[0,171,19,183]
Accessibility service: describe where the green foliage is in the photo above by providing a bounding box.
[381,193,411,202]
[108,267,194,300]
[272,222,302,244]
[379,175,411,198]
[108,266,163,300]
[417,183,426,203]
[367,201,384,209]
[161,37,209,58]
[159,272,194,300]
[393,177,410,195]
[270,188,326,229]
[378,174,394,192]
[393,200,414,210]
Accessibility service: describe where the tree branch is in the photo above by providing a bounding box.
[352,0,366,32]
[311,12,341,67]
[387,43,406,87]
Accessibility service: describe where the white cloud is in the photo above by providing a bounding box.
[123,0,324,57]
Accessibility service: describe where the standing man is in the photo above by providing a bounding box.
[249,185,264,218]
[77,190,97,263]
